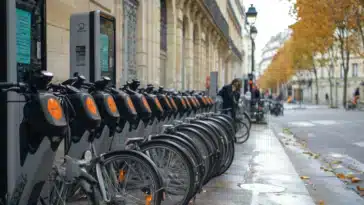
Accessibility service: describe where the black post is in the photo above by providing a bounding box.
[251,37,255,73]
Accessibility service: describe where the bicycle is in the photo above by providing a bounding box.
[45,74,164,205]
[0,70,102,205]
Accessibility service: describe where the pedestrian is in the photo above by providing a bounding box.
[250,84,261,110]
[217,78,242,119]
[353,87,360,105]
[325,93,329,105]
[277,92,283,102]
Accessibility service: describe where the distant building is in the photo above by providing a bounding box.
[39,0,245,90]
[257,30,291,79]
[289,53,364,105]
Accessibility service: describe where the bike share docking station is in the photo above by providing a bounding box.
[1,0,47,204]
[70,11,159,150]
[69,11,119,157]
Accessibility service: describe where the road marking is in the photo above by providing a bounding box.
[353,141,364,147]
[311,120,338,125]
[288,121,315,127]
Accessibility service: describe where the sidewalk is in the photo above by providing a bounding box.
[193,125,316,205]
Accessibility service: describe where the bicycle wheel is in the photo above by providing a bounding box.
[190,120,227,174]
[150,134,204,193]
[215,114,236,133]
[47,172,105,205]
[177,124,220,181]
[140,140,196,205]
[203,118,235,176]
[88,185,105,205]
[174,128,213,184]
[99,150,164,205]
[234,119,250,144]
[213,115,236,137]
[190,121,224,160]
[242,111,252,130]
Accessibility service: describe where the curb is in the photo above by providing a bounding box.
[272,123,364,202]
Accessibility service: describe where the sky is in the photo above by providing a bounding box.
[244,0,296,62]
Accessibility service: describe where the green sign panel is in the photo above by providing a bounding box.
[16,9,32,64]
[100,34,109,72]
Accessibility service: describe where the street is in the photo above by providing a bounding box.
[270,106,364,204]
[272,107,364,166]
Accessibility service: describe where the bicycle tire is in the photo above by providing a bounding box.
[174,128,213,184]
[100,150,164,205]
[215,114,236,133]
[190,120,224,160]
[150,134,204,193]
[203,118,235,176]
[242,111,252,130]
[139,140,196,205]
[213,115,236,137]
[89,184,105,205]
[192,120,228,173]
[176,124,220,180]
[234,119,250,144]
[206,117,235,143]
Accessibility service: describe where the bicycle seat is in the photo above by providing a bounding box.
[30,70,54,90]
[94,76,111,89]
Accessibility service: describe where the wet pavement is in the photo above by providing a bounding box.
[193,125,316,205]
[270,108,364,205]
[284,103,329,110]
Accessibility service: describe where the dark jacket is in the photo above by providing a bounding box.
[218,84,239,110]
[355,88,360,96]
[253,88,260,99]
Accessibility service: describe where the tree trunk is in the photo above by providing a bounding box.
[338,28,347,108]
[329,77,334,107]
[313,69,319,104]
[343,72,348,108]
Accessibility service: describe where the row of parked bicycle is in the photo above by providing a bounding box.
[1,70,251,205]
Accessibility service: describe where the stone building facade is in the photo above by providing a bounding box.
[47,0,244,90]
[288,54,364,105]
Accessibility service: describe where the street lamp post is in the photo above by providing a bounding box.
[245,4,258,92]
[250,26,257,73]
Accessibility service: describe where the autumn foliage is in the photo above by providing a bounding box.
[257,0,363,92]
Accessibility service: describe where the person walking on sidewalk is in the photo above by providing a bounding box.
[217,78,242,119]
[353,87,360,105]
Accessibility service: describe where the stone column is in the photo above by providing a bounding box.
[184,20,194,89]
[153,0,161,85]
[209,32,216,73]
[199,36,206,89]
[146,0,153,83]
[136,0,147,84]
[175,14,183,89]
[115,0,123,87]
[199,28,206,90]
[166,0,177,88]
[193,34,200,89]
[204,22,211,83]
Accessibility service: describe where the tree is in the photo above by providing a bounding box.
[328,0,363,107]
[287,0,363,107]
[327,45,339,107]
